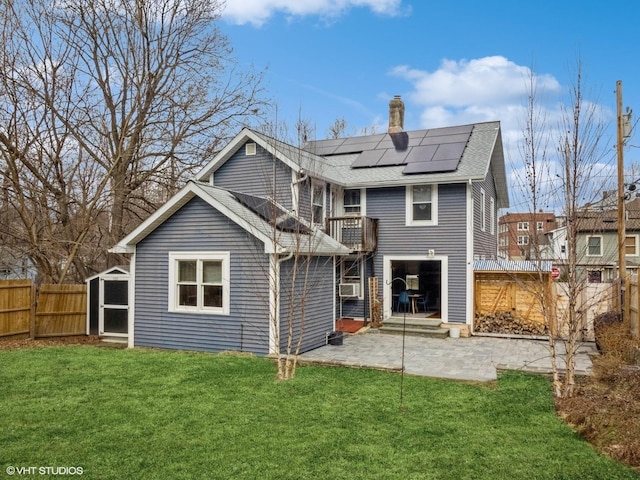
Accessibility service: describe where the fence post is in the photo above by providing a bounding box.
[29,283,36,339]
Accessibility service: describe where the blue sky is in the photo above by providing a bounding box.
[219,0,639,210]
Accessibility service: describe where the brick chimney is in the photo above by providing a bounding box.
[388,95,405,133]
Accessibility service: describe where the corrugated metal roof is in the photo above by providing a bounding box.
[473,259,553,272]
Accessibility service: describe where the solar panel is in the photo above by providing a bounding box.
[402,158,461,174]
[351,149,385,168]
[231,191,310,233]
[376,148,410,166]
[337,124,473,173]
[404,145,438,164]
[432,142,467,161]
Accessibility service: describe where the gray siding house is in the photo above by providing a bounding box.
[113,96,509,354]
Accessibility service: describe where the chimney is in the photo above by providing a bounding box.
[388,95,404,133]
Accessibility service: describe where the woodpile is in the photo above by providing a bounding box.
[475,311,547,336]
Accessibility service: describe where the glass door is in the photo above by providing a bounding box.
[100,278,128,335]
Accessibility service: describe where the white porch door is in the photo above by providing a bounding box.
[99,276,129,336]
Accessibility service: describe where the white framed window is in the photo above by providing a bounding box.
[245,142,256,156]
[490,198,495,235]
[480,188,486,232]
[168,252,230,314]
[586,236,602,256]
[537,221,544,231]
[517,236,529,245]
[311,181,325,225]
[406,184,438,226]
[517,222,529,231]
[341,258,363,299]
[343,189,363,215]
[626,235,639,256]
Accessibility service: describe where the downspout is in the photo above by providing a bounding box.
[466,179,474,331]
[291,170,308,214]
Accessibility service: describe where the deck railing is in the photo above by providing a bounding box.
[325,216,378,252]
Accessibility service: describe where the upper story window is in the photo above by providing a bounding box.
[517,222,529,231]
[517,236,529,246]
[480,188,486,232]
[586,236,602,256]
[311,182,325,225]
[343,189,362,215]
[490,198,495,235]
[168,252,230,315]
[406,184,438,226]
[625,235,638,256]
[537,221,544,231]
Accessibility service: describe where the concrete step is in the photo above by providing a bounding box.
[384,317,443,329]
[379,325,450,339]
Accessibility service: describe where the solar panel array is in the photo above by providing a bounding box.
[230,190,311,233]
[312,124,473,175]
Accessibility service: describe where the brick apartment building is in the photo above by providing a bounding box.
[498,212,558,260]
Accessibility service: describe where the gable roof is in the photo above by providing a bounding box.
[195,128,326,184]
[195,122,509,209]
[110,181,350,256]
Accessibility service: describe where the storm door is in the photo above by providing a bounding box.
[100,277,129,336]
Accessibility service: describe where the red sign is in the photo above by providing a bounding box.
[551,267,560,279]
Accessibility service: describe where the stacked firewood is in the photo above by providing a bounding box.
[475,311,547,336]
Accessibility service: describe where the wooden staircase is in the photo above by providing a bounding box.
[380,316,449,338]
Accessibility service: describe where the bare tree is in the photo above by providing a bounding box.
[0,0,265,283]
[511,61,611,398]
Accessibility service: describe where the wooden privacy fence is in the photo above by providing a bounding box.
[0,280,87,339]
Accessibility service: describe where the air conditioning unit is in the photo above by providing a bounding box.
[339,283,360,297]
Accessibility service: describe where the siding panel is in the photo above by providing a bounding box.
[213,142,294,209]
[367,184,469,323]
[279,256,335,353]
[135,197,272,355]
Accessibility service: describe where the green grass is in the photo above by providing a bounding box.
[0,346,637,480]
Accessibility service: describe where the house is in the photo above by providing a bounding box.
[112,96,509,354]
[545,198,640,283]
[498,211,558,260]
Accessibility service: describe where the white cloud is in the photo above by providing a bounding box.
[391,56,562,129]
[222,0,405,26]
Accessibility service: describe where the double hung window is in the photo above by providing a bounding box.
[169,252,230,314]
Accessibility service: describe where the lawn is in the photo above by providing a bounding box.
[0,345,637,480]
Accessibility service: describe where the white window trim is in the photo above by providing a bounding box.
[586,235,603,257]
[168,252,230,315]
[517,222,529,231]
[480,188,486,232]
[625,234,639,256]
[341,257,364,300]
[406,184,438,226]
[490,198,495,235]
[311,180,326,226]
[342,188,366,216]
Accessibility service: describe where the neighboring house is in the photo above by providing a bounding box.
[112,96,509,354]
[545,198,640,283]
[0,252,37,281]
[498,211,558,260]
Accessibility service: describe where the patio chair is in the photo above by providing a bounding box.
[416,293,429,312]
[397,290,411,313]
